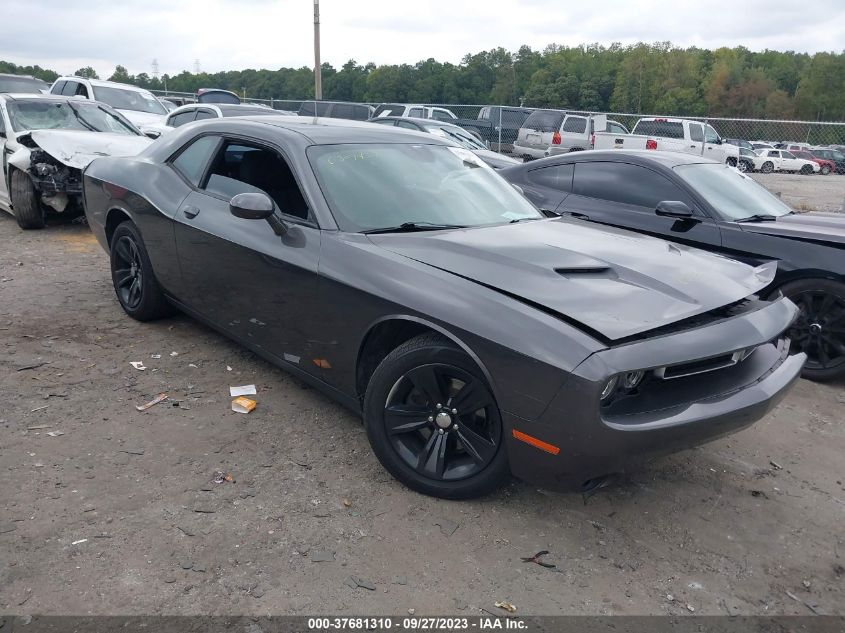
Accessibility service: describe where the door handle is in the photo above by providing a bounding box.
[182,205,200,219]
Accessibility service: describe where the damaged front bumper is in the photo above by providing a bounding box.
[10,141,83,213]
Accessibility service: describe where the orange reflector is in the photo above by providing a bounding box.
[512,429,560,455]
[312,358,332,369]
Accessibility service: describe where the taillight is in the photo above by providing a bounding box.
[590,134,595,148]
[552,131,561,145]
[646,139,657,150]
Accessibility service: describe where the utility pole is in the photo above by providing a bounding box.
[313,0,322,100]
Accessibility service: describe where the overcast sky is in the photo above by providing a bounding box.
[3,0,844,77]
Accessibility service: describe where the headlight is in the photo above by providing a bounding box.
[621,370,645,390]
[600,375,619,401]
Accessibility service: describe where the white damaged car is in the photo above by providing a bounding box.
[0,94,151,229]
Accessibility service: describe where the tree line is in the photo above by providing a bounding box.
[3,42,844,120]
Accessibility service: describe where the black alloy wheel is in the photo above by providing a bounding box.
[109,221,174,321]
[364,334,509,498]
[113,235,144,310]
[780,279,845,381]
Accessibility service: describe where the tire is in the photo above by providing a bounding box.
[821,165,831,175]
[737,160,750,173]
[109,221,173,321]
[727,157,737,167]
[10,169,45,230]
[363,333,510,499]
[775,278,845,381]
[761,161,774,174]
[800,164,813,175]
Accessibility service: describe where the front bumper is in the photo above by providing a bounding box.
[504,298,805,490]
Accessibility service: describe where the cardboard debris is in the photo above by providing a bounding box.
[232,397,256,414]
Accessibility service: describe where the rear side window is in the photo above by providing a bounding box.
[527,163,574,192]
[573,162,686,208]
[373,104,404,117]
[562,117,587,134]
[171,135,219,187]
[522,110,564,132]
[61,81,79,96]
[169,110,197,127]
[194,109,216,121]
[408,107,425,117]
[689,123,703,142]
[633,120,684,139]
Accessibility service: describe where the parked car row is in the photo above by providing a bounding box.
[2,89,843,500]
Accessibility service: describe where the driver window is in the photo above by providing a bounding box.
[704,125,719,143]
[203,140,309,221]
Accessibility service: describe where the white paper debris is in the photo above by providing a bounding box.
[229,385,257,397]
[71,539,88,545]
[130,361,146,371]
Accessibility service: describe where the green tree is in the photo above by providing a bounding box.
[73,66,99,79]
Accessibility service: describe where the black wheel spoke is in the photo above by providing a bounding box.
[406,365,446,406]
[114,238,132,264]
[114,268,133,288]
[128,277,141,305]
[456,424,496,465]
[384,404,431,435]
[451,378,493,414]
[417,431,448,478]
[824,336,845,358]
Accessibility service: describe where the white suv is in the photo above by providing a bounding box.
[49,77,168,127]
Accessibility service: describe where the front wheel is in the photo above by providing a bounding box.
[778,278,845,381]
[761,161,774,173]
[10,169,46,230]
[363,334,510,498]
[737,160,750,173]
[800,164,813,175]
[110,221,174,321]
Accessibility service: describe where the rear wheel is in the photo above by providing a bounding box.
[363,334,510,499]
[761,161,774,174]
[110,221,173,321]
[10,169,45,230]
[737,160,750,173]
[777,278,845,381]
[821,164,831,175]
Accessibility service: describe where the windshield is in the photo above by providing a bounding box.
[308,143,542,232]
[0,76,48,94]
[674,163,793,221]
[7,100,140,135]
[426,125,487,150]
[93,86,166,114]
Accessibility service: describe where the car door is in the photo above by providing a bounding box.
[559,161,722,249]
[781,151,801,171]
[702,124,725,161]
[172,134,324,378]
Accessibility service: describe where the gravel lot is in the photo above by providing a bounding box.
[1,212,844,617]
[750,173,845,212]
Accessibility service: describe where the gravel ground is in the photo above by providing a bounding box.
[750,172,845,212]
[1,213,844,617]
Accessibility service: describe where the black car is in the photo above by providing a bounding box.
[297,100,374,121]
[82,118,803,498]
[501,150,845,380]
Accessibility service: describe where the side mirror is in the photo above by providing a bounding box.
[230,192,275,220]
[716,137,723,145]
[655,200,694,219]
[144,130,161,139]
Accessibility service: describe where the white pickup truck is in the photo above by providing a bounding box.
[593,117,740,165]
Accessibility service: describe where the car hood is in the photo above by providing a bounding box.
[738,212,845,245]
[116,109,167,126]
[472,149,520,169]
[369,218,776,341]
[11,130,152,170]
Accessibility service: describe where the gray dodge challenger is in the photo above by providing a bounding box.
[82,116,805,498]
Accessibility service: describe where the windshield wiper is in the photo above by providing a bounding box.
[363,221,466,235]
[67,103,98,132]
[734,214,781,223]
[509,217,540,224]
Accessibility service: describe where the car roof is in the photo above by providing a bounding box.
[56,77,155,93]
[211,115,455,145]
[529,149,722,168]
[0,73,45,81]
[0,93,81,102]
